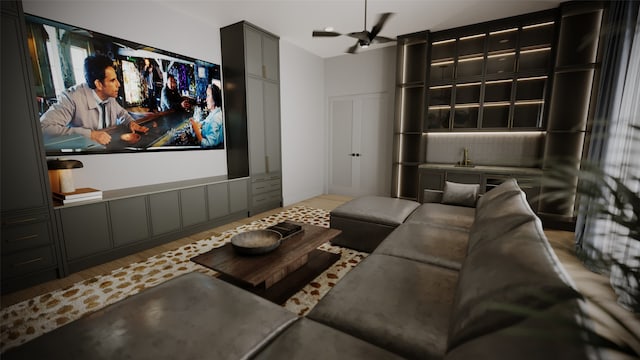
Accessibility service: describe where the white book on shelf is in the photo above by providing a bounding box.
[59,194,103,204]
[53,187,102,200]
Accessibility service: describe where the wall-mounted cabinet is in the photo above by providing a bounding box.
[425,11,557,131]
[221,21,282,215]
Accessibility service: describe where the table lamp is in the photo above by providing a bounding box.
[47,159,83,193]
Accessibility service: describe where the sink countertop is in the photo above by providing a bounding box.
[419,163,543,176]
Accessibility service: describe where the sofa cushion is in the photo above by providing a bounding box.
[2,272,298,360]
[475,178,522,212]
[468,186,537,253]
[442,181,480,207]
[406,203,476,230]
[445,299,597,360]
[330,196,422,252]
[254,318,403,359]
[375,222,469,271]
[330,196,421,227]
[308,254,459,359]
[447,218,579,350]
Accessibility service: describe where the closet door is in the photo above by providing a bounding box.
[329,98,355,195]
[329,93,390,197]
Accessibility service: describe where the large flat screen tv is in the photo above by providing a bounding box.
[25,14,224,155]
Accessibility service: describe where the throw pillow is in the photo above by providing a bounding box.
[442,181,480,207]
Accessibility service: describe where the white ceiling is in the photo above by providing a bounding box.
[162,0,565,58]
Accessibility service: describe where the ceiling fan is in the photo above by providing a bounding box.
[312,0,395,54]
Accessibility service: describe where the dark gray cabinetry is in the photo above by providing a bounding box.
[539,2,605,220]
[110,197,149,247]
[207,183,230,220]
[56,177,248,274]
[229,178,249,214]
[392,32,429,200]
[425,10,557,131]
[419,165,541,211]
[180,187,207,228]
[221,21,282,215]
[245,26,279,81]
[1,0,62,292]
[59,203,111,260]
[392,10,556,201]
[150,191,181,236]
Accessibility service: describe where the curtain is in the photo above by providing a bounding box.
[575,0,640,312]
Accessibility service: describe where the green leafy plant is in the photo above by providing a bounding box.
[535,124,640,356]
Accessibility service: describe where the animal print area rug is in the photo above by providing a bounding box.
[0,206,368,353]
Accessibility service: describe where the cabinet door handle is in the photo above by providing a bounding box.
[4,217,37,225]
[9,234,39,242]
[13,257,43,267]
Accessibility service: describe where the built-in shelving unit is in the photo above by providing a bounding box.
[393,10,558,201]
[392,32,428,199]
[539,2,605,219]
[426,12,557,131]
[221,21,282,215]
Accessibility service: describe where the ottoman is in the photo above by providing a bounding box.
[330,196,420,252]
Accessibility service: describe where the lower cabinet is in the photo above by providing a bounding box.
[55,178,249,274]
[208,182,230,219]
[419,167,541,211]
[180,187,208,228]
[150,191,181,236]
[484,173,540,211]
[229,178,249,214]
[110,197,149,247]
[59,203,111,260]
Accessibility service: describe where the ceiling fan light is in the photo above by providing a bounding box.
[360,43,370,48]
[324,26,334,32]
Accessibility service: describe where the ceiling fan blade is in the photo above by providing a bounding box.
[346,41,359,54]
[347,31,370,41]
[370,12,393,39]
[312,30,342,37]
[371,35,396,44]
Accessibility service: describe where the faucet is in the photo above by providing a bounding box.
[462,147,471,166]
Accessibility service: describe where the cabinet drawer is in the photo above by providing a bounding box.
[252,190,281,208]
[2,220,51,253]
[251,174,281,183]
[2,245,56,277]
[252,178,281,195]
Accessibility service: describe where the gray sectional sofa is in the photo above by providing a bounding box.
[4,179,601,359]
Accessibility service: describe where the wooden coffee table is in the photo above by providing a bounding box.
[191,223,341,304]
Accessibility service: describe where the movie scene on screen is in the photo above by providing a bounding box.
[25,14,224,155]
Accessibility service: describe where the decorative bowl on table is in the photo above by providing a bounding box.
[231,229,283,255]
